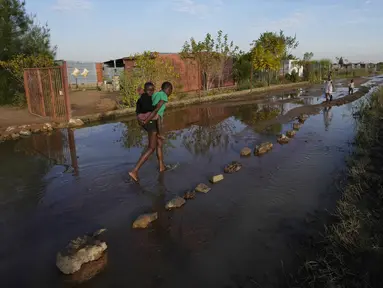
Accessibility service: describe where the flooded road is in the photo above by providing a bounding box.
[0,81,378,287]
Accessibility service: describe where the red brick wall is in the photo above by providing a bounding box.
[122,53,234,93]
[95,63,103,83]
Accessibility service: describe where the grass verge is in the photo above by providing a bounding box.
[291,87,383,288]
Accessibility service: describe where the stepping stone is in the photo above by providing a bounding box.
[165,196,186,210]
[210,174,224,184]
[254,142,273,156]
[132,213,158,229]
[195,183,211,193]
[240,147,252,156]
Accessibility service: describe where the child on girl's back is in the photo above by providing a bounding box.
[135,82,165,140]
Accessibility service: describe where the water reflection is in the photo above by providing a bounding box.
[323,107,333,131]
[14,129,79,175]
[0,83,379,287]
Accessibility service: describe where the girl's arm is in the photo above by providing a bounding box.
[142,100,164,125]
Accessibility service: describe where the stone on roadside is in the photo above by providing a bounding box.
[293,123,301,130]
[286,130,296,138]
[56,229,107,275]
[224,161,242,174]
[254,142,273,156]
[165,196,186,210]
[68,118,85,128]
[277,134,290,144]
[195,183,211,194]
[132,212,158,229]
[6,126,16,133]
[240,147,252,156]
[42,123,53,132]
[19,130,32,137]
[183,190,196,200]
[11,133,20,140]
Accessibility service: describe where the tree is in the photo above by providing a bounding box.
[214,30,239,88]
[181,31,237,91]
[303,52,314,62]
[119,51,180,107]
[338,57,344,68]
[251,32,286,86]
[279,30,299,75]
[0,0,56,104]
[233,51,252,87]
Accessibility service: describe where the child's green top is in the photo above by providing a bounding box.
[152,91,168,118]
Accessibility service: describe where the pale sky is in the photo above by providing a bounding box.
[26,0,382,63]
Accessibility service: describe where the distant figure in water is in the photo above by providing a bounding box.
[348,79,355,95]
[324,77,333,102]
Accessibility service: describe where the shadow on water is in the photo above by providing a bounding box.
[0,85,378,287]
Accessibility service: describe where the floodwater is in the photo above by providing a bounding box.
[0,81,380,287]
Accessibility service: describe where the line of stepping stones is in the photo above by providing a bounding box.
[55,114,310,283]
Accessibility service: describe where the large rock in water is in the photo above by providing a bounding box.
[165,196,186,210]
[254,142,273,156]
[195,183,211,193]
[132,212,158,228]
[240,147,252,156]
[56,229,107,275]
[224,161,242,174]
[65,252,108,284]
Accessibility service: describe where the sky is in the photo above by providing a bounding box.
[25,0,382,63]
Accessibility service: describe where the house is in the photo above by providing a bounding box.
[279,60,303,77]
[103,53,235,93]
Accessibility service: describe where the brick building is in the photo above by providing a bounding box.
[104,53,234,93]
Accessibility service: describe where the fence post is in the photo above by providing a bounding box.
[61,61,71,121]
[37,70,46,117]
[23,70,32,114]
[48,69,57,119]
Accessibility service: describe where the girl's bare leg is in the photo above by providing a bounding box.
[156,137,166,172]
[129,132,157,182]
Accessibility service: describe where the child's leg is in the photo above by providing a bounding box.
[156,117,165,140]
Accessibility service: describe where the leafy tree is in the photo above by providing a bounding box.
[338,57,344,67]
[214,30,239,87]
[279,30,299,75]
[303,52,314,62]
[0,0,56,104]
[181,31,237,91]
[251,32,286,86]
[119,51,180,107]
[233,51,252,88]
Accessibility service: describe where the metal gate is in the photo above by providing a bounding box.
[23,62,71,121]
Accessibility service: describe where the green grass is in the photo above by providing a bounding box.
[290,88,383,288]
